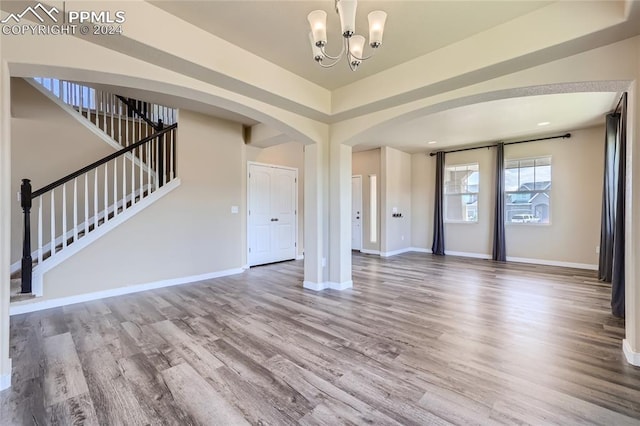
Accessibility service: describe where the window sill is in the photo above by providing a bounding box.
[445,221,479,225]
[506,222,551,226]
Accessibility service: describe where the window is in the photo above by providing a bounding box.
[505,156,551,224]
[34,77,96,110]
[444,163,479,222]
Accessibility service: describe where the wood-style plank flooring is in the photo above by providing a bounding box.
[2,252,640,425]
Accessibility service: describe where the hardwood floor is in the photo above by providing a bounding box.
[2,252,639,425]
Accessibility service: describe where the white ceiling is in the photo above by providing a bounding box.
[350,92,619,153]
[150,0,552,90]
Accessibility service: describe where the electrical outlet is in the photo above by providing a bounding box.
[401,235,404,241]
[595,245,600,254]
[322,257,326,267]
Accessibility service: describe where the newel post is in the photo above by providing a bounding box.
[157,119,164,187]
[20,178,32,294]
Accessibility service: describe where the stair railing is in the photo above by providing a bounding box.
[32,78,176,150]
[19,123,178,294]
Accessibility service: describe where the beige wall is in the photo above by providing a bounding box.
[411,126,604,266]
[352,149,381,252]
[246,142,304,257]
[41,109,245,300]
[381,147,412,254]
[10,78,118,265]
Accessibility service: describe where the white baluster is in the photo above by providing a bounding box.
[37,196,43,264]
[94,169,99,229]
[147,143,152,195]
[139,146,143,201]
[73,178,78,243]
[113,160,118,217]
[61,183,67,248]
[131,146,135,205]
[79,84,83,117]
[103,164,109,224]
[169,130,174,180]
[125,104,129,147]
[118,99,123,147]
[50,191,56,256]
[103,92,107,131]
[95,91,100,127]
[122,156,127,212]
[110,94,115,140]
[84,174,89,236]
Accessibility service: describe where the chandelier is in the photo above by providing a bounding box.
[307,0,387,71]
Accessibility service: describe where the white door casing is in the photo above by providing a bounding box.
[352,175,362,251]
[248,163,297,266]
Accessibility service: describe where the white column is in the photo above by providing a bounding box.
[303,143,328,289]
[0,60,13,390]
[328,142,353,290]
[624,73,640,366]
[303,138,352,292]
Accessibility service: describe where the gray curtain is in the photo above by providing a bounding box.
[493,143,506,261]
[432,151,445,255]
[598,94,626,318]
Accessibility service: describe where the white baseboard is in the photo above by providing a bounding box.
[446,250,492,259]
[380,247,415,257]
[0,359,11,390]
[623,339,640,367]
[303,280,353,291]
[10,266,243,315]
[296,254,304,260]
[360,249,380,255]
[506,256,597,270]
[410,247,432,253]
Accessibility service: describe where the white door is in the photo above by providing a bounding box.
[352,176,362,251]
[248,163,297,266]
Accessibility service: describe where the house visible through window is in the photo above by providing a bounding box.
[505,156,551,224]
[444,163,479,222]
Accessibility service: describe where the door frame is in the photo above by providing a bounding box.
[352,175,363,251]
[247,161,299,267]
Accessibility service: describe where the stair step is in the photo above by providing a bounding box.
[10,278,35,303]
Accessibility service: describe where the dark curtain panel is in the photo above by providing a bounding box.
[598,115,618,282]
[598,93,626,318]
[492,143,506,261]
[432,151,445,255]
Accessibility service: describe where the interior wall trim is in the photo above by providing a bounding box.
[623,339,640,367]
[9,266,244,315]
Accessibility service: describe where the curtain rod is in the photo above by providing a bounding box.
[428,133,571,157]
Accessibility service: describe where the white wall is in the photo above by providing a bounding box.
[352,149,381,253]
[381,147,412,255]
[40,109,246,300]
[411,126,604,266]
[246,142,304,258]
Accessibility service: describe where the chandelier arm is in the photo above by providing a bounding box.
[346,37,376,62]
[318,58,343,68]
[319,43,345,60]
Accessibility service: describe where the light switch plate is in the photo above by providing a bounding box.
[231,206,239,214]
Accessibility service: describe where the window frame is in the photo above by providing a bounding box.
[444,162,479,224]
[504,156,552,226]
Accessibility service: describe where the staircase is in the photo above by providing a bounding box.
[12,79,180,301]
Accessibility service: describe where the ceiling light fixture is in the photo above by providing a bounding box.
[307,0,387,71]
[537,121,551,126]
[427,141,437,145]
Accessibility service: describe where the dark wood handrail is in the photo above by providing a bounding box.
[32,123,177,198]
[115,95,161,131]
